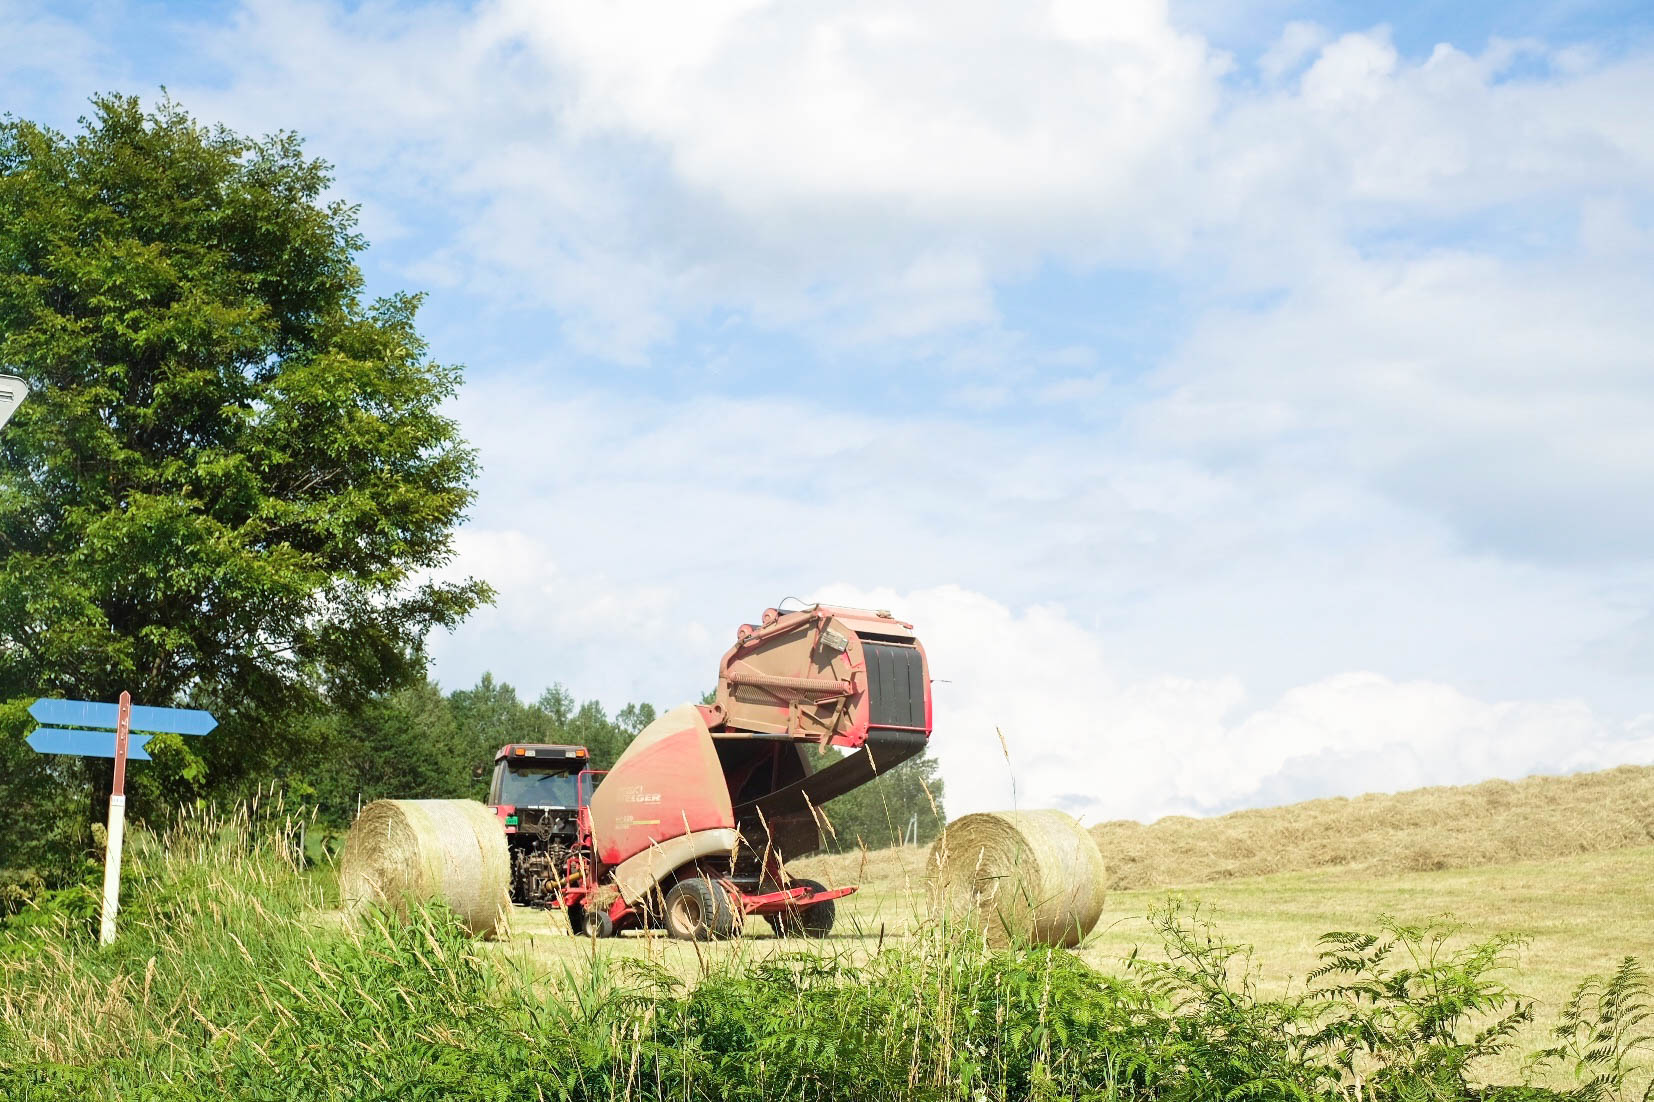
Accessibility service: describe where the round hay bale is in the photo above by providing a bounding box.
[928,810,1106,948]
[339,799,511,938]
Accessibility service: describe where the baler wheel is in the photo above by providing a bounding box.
[662,878,738,941]
[767,878,836,939]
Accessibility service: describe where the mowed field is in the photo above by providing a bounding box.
[500,843,1654,1084]
[497,765,1654,1082]
[503,842,1654,1008]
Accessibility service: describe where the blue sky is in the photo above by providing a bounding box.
[4,0,1652,822]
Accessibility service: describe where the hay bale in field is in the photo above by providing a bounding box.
[928,810,1106,948]
[339,799,511,938]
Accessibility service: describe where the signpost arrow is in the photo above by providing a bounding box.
[26,692,216,945]
[28,698,217,735]
[0,374,25,432]
[26,728,153,760]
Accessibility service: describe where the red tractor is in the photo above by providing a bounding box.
[492,603,933,940]
[488,742,591,907]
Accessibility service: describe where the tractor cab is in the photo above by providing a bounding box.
[490,743,588,809]
[489,744,593,905]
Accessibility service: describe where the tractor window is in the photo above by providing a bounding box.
[497,766,579,808]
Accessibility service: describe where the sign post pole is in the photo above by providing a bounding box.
[98,691,132,946]
[25,692,215,946]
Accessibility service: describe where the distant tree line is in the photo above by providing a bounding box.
[289,673,945,852]
[287,674,654,822]
[809,745,947,852]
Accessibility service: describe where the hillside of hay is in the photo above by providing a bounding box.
[1092,763,1654,890]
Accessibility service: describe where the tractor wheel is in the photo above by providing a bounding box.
[662,877,738,941]
[766,879,836,939]
[582,907,615,939]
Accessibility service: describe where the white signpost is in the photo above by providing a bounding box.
[28,695,217,944]
[0,374,26,431]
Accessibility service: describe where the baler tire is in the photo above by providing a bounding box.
[566,904,586,936]
[662,878,737,941]
[768,878,836,939]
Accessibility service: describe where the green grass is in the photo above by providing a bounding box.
[1087,845,1654,1015]
[777,840,1654,1082]
[4,814,1650,1101]
[778,840,1654,1007]
[1088,847,1654,1088]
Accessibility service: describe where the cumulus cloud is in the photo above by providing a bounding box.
[10,0,1651,820]
[150,2,1654,566]
[420,380,1653,818]
[817,584,1654,821]
[143,0,1653,356]
[1145,249,1654,561]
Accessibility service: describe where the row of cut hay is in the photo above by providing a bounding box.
[1093,763,1654,890]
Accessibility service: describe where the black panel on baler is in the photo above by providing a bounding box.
[863,642,926,729]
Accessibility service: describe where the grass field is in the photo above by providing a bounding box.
[505,841,1654,1006]
[499,837,1654,1078]
[499,838,1654,1086]
[6,773,1652,1099]
[6,821,1650,1099]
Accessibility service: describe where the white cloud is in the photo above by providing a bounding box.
[420,379,1653,819]
[817,584,1654,821]
[1145,248,1654,561]
[1259,21,1329,84]
[13,1,1653,822]
[521,0,1221,213]
[156,1,1651,357]
[427,528,701,707]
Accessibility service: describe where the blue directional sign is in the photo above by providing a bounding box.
[25,697,216,762]
[28,698,217,736]
[26,729,153,760]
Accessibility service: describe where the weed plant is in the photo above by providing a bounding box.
[0,812,1648,1101]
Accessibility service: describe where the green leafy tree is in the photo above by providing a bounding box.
[296,680,467,822]
[570,697,643,769]
[447,675,558,797]
[0,96,488,863]
[615,702,656,737]
[536,684,575,727]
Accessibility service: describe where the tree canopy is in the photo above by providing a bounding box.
[0,95,488,870]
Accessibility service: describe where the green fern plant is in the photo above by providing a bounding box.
[1306,917,1534,1101]
[1529,957,1653,1102]
[1127,899,1334,1101]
